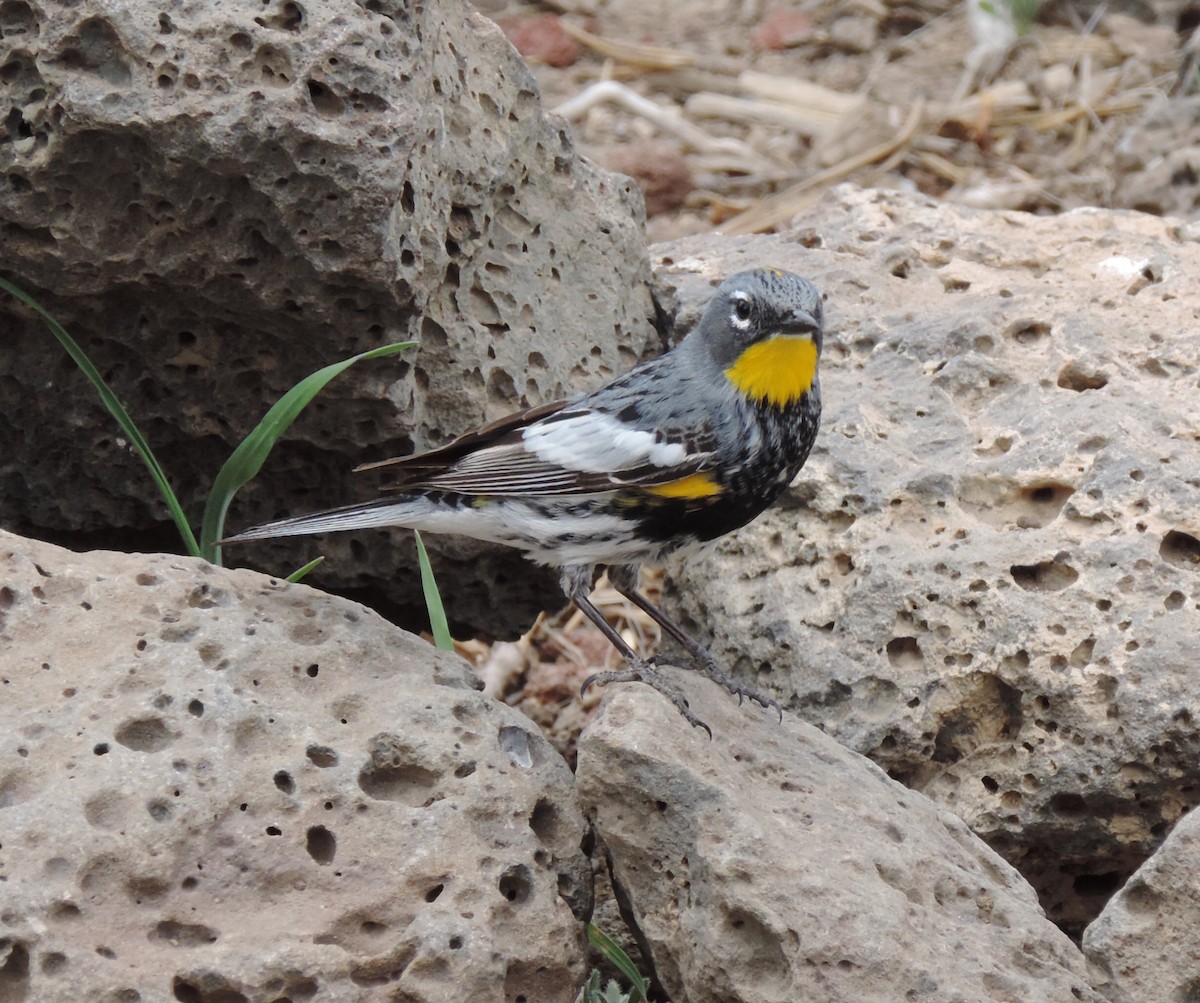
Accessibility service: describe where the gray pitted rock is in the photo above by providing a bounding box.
[0,0,654,636]
[0,530,590,1002]
[576,672,1106,1003]
[1083,804,1200,1003]
[652,186,1200,937]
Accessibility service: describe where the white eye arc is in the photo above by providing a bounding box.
[730,291,753,330]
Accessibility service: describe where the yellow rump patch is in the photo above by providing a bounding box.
[725,335,818,408]
[644,471,723,499]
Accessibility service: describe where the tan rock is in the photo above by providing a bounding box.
[0,530,589,1002]
[0,0,655,636]
[1084,805,1200,1003]
[577,671,1105,1003]
[656,185,1200,936]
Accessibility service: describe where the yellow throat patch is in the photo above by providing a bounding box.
[724,334,818,408]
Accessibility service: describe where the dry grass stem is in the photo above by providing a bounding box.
[529,3,1184,229]
[722,99,926,235]
[737,71,867,122]
[912,148,971,185]
[557,20,696,70]
[685,92,844,138]
[554,80,765,164]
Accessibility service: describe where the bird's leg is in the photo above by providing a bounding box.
[561,568,711,736]
[612,580,784,723]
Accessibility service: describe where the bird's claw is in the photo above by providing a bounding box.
[583,648,781,735]
[582,660,713,737]
[653,651,784,724]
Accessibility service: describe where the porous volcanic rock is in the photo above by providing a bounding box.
[0,530,590,1002]
[1083,804,1200,1003]
[654,185,1200,936]
[576,672,1106,1003]
[0,0,654,636]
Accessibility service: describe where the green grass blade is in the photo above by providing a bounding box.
[0,276,201,556]
[581,971,602,1002]
[414,529,453,650]
[586,924,648,1003]
[285,555,325,583]
[202,341,415,563]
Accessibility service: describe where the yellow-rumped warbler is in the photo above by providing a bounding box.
[225,269,824,733]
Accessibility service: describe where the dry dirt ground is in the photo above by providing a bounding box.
[461,0,1200,763]
[491,0,1200,236]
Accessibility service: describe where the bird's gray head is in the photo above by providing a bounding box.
[689,268,825,408]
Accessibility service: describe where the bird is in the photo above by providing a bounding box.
[224,268,824,734]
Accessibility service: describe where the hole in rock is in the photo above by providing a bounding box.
[152,920,218,947]
[1160,530,1200,570]
[307,744,338,767]
[1010,560,1079,592]
[357,761,440,803]
[1057,364,1108,392]
[528,798,561,843]
[306,825,336,865]
[114,717,176,752]
[886,636,922,668]
[498,864,533,904]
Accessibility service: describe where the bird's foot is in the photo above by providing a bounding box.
[659,651,784,723]
[582,660,712,738]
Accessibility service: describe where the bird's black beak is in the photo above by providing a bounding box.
[778,309,820,337]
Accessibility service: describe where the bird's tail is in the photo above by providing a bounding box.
[221,496,429,545]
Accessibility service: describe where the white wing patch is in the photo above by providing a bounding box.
[521,412,687,473]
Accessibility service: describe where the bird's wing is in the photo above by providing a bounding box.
[359,398,718,497]
[354,399,569,475]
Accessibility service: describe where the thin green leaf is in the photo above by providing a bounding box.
[601,982,631,1003]
[586,924,649,1003]
[202,341,415,563]
[581,970,602,1003]
[0,276,200,556]
[285,555,325,583]
[414,530,453,650]
[1006,0,1043,34]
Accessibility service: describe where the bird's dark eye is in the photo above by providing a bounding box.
[733,297,752,322]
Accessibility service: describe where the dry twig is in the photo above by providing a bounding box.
[557,20,696,70]
[721,99,927,234]
[553,79,770,168]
